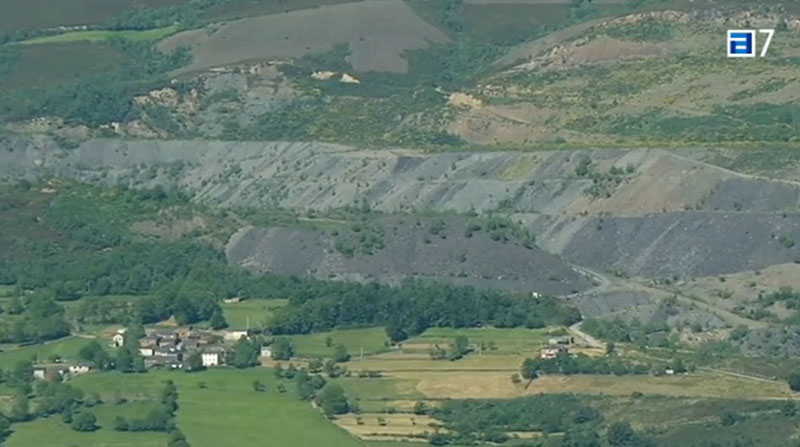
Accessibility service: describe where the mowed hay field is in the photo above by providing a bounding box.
[405,326,559,354]
[0,0,185,33]
[71,370,362,447]
[157,0,451,73]
[389,370,797,400]
[336,413,441,441]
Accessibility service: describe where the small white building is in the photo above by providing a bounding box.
[224,330,249,342]
[33,368,46,380]
[69,364,91,375]
[111,333,125,348]
[540,346,568,360]
[201,352,221,367]
[260,346,272,358]
[140,347,154,357]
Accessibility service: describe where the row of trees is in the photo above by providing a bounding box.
[270,279,580,340]
[114,379,185,446]
[521,355,652,379]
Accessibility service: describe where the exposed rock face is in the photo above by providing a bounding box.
[3,136,800,281]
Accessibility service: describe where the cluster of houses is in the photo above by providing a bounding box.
[32,327,267,380]
[111,327,270,370]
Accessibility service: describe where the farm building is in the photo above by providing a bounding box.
[33,364,69,381]
[224,330,249,341]
[540,346,569,360]
[68,363,92,375]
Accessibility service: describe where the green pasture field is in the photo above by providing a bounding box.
[203,0,355,22]
[286,326,390,358]
[19,26,178,45]
[0,42,129,90]
[7,400,166,447]
[0,336,91,369]
[221,298,287,329]
[0,0,185,33]
[71,369,363,447]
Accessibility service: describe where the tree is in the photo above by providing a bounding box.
[271,338,294,361]
[520,358,539,381]
[564,426,601,447]
[113,416,129,431]
[325,336,333,347]
[125,322,145,344]
[782,400,797,417]
[252,380,265,392]
[789,371,800,392]
[510,373,521,384]
[209,309,228,330]
[449,336,470,360]
[185,351,204,372]
[385,321,408,343]
[10,391,29,422]
[720,410,741,427]
[233,338,259,368]
[167,429,191,447]
[115,347,134,373]
[316,383,349,416]
[607,422,635,446]
[413,401,428,415]
[333,344,350,363]
[8,360,33,386]
[78,340,112,370]
[6,296,23,315]
[71,412,99,432]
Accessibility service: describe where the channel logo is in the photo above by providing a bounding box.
[727,29,775,58]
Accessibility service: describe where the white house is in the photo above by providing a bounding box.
[140,347,154,357]
[540,346,568,360]
[260,346,272,358]
[201,352,221,367]
[69,364,91,375]
[111,333,125,348]
[224,330,249,342]
[33,368,46,380]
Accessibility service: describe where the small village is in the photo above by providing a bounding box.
[33,326,269,380]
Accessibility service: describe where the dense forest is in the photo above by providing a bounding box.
[270,279,580,340]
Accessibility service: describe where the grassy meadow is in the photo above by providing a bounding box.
[19,26,178,45]
[0,0,184,33]
[221,298,287,330]
[0,336,91,369]
[69,369,363,447]
[286,326,390,358]
[8,401,165,447]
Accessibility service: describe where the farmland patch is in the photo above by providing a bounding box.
[158,0,450,73]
